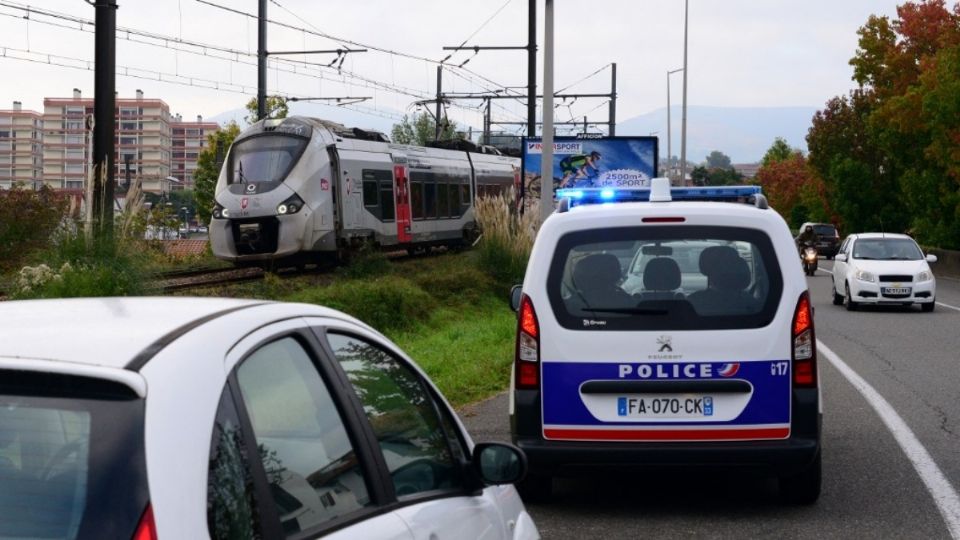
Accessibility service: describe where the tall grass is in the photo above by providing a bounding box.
[473,188,539,286]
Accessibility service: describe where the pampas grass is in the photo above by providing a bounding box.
[474,187,539,285]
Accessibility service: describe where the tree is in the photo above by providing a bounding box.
[761,137,795,168]
[390,113,458,146]
[245,96,289,125]
[690,165,743,186]
[755,152,831,228]
[194,122,242,222]
[704,150,732,170]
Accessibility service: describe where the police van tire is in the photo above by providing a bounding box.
[516,473,553,502]
[779,451,821,505]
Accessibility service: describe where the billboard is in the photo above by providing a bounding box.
[521,136,659,202]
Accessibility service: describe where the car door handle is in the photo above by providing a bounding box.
[581,379,752,394]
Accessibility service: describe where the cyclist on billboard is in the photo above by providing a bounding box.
[560,151,602,187]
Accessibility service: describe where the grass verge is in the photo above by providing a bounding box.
[185,251,517,406]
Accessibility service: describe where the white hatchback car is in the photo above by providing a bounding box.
[831,233,938,311]
[0,298,538,540]
[509,179,821,504]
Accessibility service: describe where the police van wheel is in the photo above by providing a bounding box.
[516,473,553,502]
[779,452,821,505]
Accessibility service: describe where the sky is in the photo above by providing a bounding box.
[0,0,906,133]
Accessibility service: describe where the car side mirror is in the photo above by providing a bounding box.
[835,254,847,262]
[509,285,523,312]
[926,254,938,263]
[473,442,527,486]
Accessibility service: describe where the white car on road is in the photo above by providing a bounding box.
[831,233,937,311]
[0,298,538,540]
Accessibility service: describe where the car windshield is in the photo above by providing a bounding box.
[547,226,783,331]
[0,372,147,540]
[852,238,923,260]
[228,134,308,185]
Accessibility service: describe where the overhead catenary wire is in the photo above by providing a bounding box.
[440,0,513,63]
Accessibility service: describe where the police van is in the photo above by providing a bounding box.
[508,178,821,503]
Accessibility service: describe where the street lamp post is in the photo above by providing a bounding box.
[667,68,683,183]
[181,206,189,238]
[680,0,690,186]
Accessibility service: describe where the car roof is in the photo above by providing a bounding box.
[0,297,265,369]
[850,233,912,240]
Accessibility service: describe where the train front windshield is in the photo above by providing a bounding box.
[229,134,309,185]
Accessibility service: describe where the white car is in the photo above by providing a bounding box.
[831,232,937,311]
[509,179,821,504]
[0,298,539,540]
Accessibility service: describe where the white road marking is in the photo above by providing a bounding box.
[937,302,960,312]
[818,341,960,538]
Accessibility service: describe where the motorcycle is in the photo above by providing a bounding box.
[801,244,819,276]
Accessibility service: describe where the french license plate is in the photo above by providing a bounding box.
[883,287,911,295]
[617,396,714,418]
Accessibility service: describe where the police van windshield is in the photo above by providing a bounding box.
[546,226,783,331]
[228,134,309,185]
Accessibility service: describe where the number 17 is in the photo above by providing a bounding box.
[770,362,789,376]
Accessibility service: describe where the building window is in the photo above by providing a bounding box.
[121,122,137,131]
[120,137,137,146]
[66,135,84,145]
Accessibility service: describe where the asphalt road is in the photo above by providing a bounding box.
[459,262,960,539]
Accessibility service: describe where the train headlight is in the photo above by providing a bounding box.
[213,204,228,219]
[277,194,305,216]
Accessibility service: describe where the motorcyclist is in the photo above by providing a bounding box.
[796,225,817,255]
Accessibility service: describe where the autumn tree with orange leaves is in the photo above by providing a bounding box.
[808,0,960,247]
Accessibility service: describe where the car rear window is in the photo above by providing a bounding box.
[546,226,783,331]
[0,371,147,540]
[813,224,837,236]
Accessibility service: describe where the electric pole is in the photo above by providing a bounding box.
[528,0,537,136]
[93,0,117,241]
[680,0,690,185]
[609,62,617,136]
[435,66,443,141]
[257,0,267,120]
[541,0,555,224]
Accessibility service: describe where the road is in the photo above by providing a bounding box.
[460,262,960,539]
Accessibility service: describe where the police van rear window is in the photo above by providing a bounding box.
[546,226,783,331]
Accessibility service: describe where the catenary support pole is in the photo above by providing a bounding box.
[435,66,443,141]
[609,62,617,136]
[528,0,537,137]
[93,0,117,240]
[257,0,267,120]
[540,0,554,224]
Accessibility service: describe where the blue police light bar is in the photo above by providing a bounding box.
[556,185,762,203]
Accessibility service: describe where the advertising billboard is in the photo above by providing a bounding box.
[521,136,659,202]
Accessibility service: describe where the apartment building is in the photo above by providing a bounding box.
[0,102,44,190]
[42,89,174,193]
[171,114,219,189]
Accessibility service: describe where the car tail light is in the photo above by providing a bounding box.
[792,292,817,388]
[133,505,157,540]
[515,294,540,390]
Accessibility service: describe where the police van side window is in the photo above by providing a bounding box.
[547,226,784,331]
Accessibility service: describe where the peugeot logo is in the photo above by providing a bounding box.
[657,335,673,353]
[245,183,257,193]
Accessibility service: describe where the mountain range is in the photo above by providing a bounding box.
[211,103,820,164]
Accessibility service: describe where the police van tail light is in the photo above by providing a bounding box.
[792,292,817,388]
[515,294,540,390]
[132,504,157,540]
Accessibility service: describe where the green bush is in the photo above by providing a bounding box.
[12,231,151,299]
[410,257,497,303]
[0,185,68,272]
[338,246,392,279]
[288,275,435,333]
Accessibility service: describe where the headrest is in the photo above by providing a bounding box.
[573,253,622,290]
[643,257,681,291]
[699,245,750,291]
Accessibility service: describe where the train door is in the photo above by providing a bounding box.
[393,165,412,243]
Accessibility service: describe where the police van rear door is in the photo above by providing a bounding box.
[537,220,794,442]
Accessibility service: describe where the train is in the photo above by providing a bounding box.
[209,116,520,266]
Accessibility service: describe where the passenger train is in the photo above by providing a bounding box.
[210,116,520,265]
